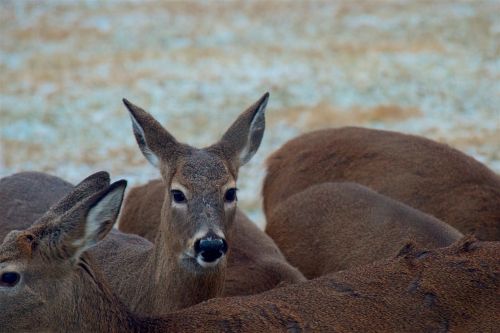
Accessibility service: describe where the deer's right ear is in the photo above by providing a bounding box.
[122,98,179,168]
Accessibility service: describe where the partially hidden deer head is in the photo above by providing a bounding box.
[0,172,127,331]
[122,93,269,271]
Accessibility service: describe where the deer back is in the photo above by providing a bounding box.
[266,182,463,279]
[118,179,165,242]
[0,172,73,241]
[264,127,500,240]
[159,237,500,332]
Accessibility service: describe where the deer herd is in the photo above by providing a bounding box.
[0,93,499,332]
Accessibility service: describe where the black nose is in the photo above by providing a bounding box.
[194,237,228,262]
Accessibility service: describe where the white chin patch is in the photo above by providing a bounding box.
[196,255,222,268]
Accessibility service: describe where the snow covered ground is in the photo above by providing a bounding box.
[1,1,499,228]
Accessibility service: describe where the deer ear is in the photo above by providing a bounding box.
[66,180,127,260]
[215,92,269,168]
[47,171,110,217]
[122,98,179,168]
[84,180,127,243]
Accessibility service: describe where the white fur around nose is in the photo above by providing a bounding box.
[196,255,223,268]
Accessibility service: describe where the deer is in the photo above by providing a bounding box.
[0,95,303,316]
[1,176,498,332]
[263,127,500,240]
[2,169,245,312]
[266,182,463,279]
[117,92,305,297]
[0,172,303,301]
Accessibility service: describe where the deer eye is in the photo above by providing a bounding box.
[224,188,237,203]
[171,190,187,204]
[0,272,20,287]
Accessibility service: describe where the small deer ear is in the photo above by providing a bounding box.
[67,180,127,260]
[122,98,179,168]
[215,92,269,168]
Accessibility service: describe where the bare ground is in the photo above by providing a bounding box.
[1,1,499,227]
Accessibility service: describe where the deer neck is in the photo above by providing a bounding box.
[144,214,226,315]
[59,258,177,332]
[50,259,135,332]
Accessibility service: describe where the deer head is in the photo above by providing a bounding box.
[122,93,269,271]
[0,172,127,332]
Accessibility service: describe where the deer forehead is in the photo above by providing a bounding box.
[0,246,16,264]
[0,240,26,264]
[173,151,234,190]
[0,231,28,260]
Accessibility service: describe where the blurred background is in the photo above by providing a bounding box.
[1,1,499,228]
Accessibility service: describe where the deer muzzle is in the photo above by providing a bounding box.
[194,235,228,267]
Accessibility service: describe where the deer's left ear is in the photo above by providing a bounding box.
[46,171,110,218]
[83,180,127,244]
[63,180,127,261]
[213,92,269,169]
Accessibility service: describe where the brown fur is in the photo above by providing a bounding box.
[267,182,463,279]
[118,92,304,302]
[0,177,135,332]
[164,237,500,332]
[0,172,226,315]
[115,93,270,313]
[0,171,73,241]
[2,199,498,333]
[0,171,301,317]
[264,127,500,240]
[0,92,303,315]
[119,178,305,296]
